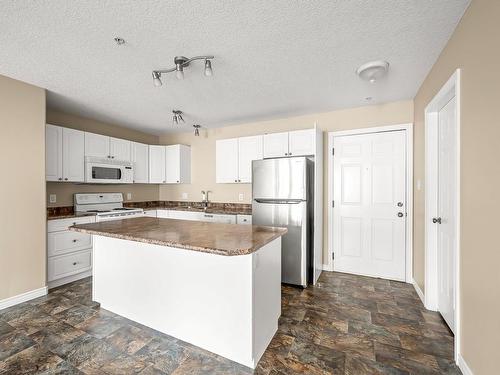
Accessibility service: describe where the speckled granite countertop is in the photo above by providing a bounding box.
[70,217,286,256]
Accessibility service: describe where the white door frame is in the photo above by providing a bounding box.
[424,69,461,363]
[326,123,414,283]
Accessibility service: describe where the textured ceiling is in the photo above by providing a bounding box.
[0,0,469,135]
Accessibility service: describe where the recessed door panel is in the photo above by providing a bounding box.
[340,218,362,257]
[341,165,362,204]
[371,219,394,261]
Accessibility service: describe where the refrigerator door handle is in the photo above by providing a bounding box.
[254,199,303,204]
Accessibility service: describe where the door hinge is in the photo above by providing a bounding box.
[332,200,335,208]
[332,252,334,260]
[332,148,335,156]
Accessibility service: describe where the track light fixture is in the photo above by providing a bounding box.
[193,124,201,136]
[152,55,214,87]
[172,110,184,126]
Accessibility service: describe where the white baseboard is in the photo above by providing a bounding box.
[322,263,333,271]
[48,270,92,289]
[412,279,425,306]
[0,286,48,310]
[458,354,473,375]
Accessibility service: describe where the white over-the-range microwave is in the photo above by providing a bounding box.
[85,157,134,184]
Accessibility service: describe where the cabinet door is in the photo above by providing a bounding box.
[288,129,315,156]
[238,135,263,183]
[110,137,131,161]
[216,138,239,183]
[46,124,63,181]
[85,132,110,158]
[132,142,149,183]
[212,214,236,224]
[149,145,166,183]
[62,128,85,182]
[165,145,180,183]
[263,132,289,158]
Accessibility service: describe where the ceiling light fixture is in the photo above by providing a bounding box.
[172,110,185,126]
[193,124,201,136]
[152,55,214,87]
[356,60,389,83]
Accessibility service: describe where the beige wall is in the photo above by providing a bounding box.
[414,1,499,373]
[159,100,414,266]
[45,111,160,207]
[0,75,46,300]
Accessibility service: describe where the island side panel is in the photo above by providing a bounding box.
[92,235,255,367]
[252,237,282,367]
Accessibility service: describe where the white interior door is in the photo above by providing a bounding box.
[333,131,406,281]
[436,97,457,332]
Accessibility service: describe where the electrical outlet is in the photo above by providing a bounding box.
[182,192,188,200]
[416,180,422,191]
[49,194,57,204]
[238,193,244,202]
[127,193,132,200]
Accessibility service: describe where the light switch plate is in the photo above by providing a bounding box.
[238,193,244,201]
[181,192,188,200]
[49,194,56,203]
[127,193,132,200]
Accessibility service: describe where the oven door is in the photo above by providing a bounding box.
[86,162,126,184]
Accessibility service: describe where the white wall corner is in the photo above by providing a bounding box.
[458,354,474,375]
[0,286,48,310]
[412,279,425,306]
[322,263,333,272]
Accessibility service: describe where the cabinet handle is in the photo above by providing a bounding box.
[72,222,77,225]
[58,178,62,181]
[64,178,68,181]
[177,180,179,183]
[72,262,77,266]
[111,156,115,159]
[234,179,237,182]
[72,239,77,243]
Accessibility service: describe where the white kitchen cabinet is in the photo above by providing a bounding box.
[110,137,131,162]
[263,132,289,158]
[62,128,85,182]
[237,214,252,225]
[46,124,63,181]
[168,210,203,221]
[263,129,315,158]
[156,209,169,218]
[238,135,263,183]
[149,145,166,183]
[165,145,191,184]
[288,129,315,156]
[216,138,239,183]
[212,214,237,224]
[216,136,262,184]
[47,215,94,287]
[85,132,110,158]
[132,142,149,183]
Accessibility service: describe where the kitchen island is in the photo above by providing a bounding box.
[70,217,286,369]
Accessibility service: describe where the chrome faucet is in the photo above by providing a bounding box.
[201,190,211,210]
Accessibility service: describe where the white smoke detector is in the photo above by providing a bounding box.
[356,60,389,83]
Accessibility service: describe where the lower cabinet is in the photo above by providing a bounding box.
[47,216,94,288]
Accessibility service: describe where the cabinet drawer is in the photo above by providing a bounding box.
[48,250,92,282]
[47,216,94,233]
[237,215,252,225]
[167,210,202,221]
[48,230,92,257]
[211,214,237,224]
[143,210,157,218]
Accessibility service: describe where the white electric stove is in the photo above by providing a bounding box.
[74,193,144,222]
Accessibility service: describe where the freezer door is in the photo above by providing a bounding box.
[252,157,307,200]
[252,200,307,286]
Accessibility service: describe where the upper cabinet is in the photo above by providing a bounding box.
[131,142,149,183]
[46,124,63,181]
[46,124,85,182]
[84,133,131,162]
[84,133,109,159]
[216,136,263,183]
[238,135,263,183]
[263,129,315,158]
[165,145,191,184]
[149,145,166,183]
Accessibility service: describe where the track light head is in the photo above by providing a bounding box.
[204,59,213,77]
[152,71,162,87]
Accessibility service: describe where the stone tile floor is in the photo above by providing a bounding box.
[0,272,461,374]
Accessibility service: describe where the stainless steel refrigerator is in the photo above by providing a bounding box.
[252,157,314,287]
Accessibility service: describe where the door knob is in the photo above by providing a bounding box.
[397,212,404,218]
[432,217,442,224]
[397,202,403,207]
